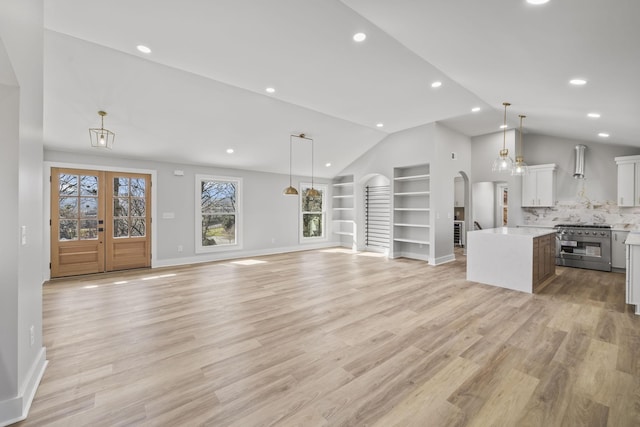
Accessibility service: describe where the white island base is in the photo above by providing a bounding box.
[467,227,556,293]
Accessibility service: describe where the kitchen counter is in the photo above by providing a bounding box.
[625,232,640,315]
[467,227,556,293]
[625,232,640,245]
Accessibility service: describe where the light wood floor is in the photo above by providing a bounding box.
[18,248,640,426]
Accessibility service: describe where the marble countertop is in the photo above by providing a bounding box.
[519,223,640,232]
[472,227,556,238]
[626,232,640,245]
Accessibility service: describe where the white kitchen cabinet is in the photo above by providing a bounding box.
[615,155,640,207]
[454,177,464,207]
[613,230,630,270]
[521,164,557,207]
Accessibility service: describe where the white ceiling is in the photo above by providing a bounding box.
[42,0,640,178]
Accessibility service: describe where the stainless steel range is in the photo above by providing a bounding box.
[554,224,612,272]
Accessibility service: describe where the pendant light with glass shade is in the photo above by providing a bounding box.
[491,102,514,173]
[89,110,115,149]
[512,114,529,176]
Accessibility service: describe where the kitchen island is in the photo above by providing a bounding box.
[625,232,640,315]
[467,227,556,293]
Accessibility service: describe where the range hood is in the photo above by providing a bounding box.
[573,144,587,179]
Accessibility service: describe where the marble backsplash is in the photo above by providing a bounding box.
[522,200,640,230]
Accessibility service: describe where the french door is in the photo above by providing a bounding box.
[51,168,151,278]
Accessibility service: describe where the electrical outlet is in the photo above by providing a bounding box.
[29,325,34,346]
[177,245,183,252]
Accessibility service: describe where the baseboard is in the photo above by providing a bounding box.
[153,242,339,268]
[432,254,456,265]
[0,348,47,427]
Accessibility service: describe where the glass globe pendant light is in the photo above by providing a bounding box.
[491,102,514,173]
[512,114,529,176]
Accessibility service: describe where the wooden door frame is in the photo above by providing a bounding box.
[44,161,158,281]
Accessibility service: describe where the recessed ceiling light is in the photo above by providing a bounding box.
[570,78,587,86]
[376,123,384,128]
[325,162,332,167]
[265,87,275,94]
[226,148,234,154]
[527,0,550,5]
[598,133,610,138]
[471,107,481,113]
[587,112,601,118]
[431,81,442,88]
[353,33,367,42]
[136,45,151,54]
[500,124,508,129]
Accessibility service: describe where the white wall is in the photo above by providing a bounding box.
[337,122,472,264]
[433,123,472,261]
[522,134,639,202]
[44,150,334,269]
[0,1,47,424]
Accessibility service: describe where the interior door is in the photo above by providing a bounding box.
[51,168,151,278]
[51,168,106,277]
[105,172,151,271]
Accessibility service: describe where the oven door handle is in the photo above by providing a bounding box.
[559,252,582,259]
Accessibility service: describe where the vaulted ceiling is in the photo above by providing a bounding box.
[43,0,640,178]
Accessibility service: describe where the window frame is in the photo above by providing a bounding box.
[299,182,328,243]
[195,174,243,253]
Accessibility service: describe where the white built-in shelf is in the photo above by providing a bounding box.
[393,238,430,245]
[394,191,430,196]
[392,164,430,261]
[394,174,430,181]
[332,175,355,247]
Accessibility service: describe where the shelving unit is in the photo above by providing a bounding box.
[331,175,355,248]
[392,165,430,262]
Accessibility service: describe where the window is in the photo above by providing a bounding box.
[300,183,327,241]
[196,175,242,253]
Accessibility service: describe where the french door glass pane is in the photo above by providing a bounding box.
[80,197,98,217]
[131,219,145,237]
[114,219,129,237]
[59,219,78,240]
[59,174,78,196]
[130,178,145,197]
[80,175,98,196]
[114,178,129,196]
[130,198,145,216]
[80,220,98,240]
[59,197,78,218]
[202,214,235,246]
[113,198,129,217]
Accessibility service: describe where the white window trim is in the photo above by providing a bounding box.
[299,182,328,243]
[195,174,243,253]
